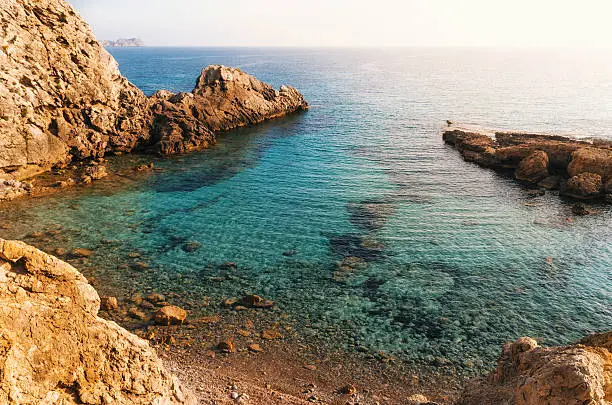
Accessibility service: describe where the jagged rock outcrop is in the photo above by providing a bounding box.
[0,0,151,176]
[458,332,612,405]
[0,0,307,187]
[0,239,196,404]
[149,65,307,155]
[443,125,612,202]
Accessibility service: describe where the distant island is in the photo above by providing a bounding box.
[101,37,144,47]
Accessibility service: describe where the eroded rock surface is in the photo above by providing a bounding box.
[443,126,612,202]
[0,0,151,175]
[0,239,196,404]
[0,0,307,190]
[458,332,612,405]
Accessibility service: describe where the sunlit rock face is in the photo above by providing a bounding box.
[458,332,612,405]
[0,239,197,405]
[0,0,151,176]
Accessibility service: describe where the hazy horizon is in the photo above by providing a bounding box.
[68,0,612,49]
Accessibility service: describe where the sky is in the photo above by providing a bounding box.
[68,0,612,48]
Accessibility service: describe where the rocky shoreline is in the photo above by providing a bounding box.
[0,0,307,201]
[1,238,610,404]
[442,125,612,204]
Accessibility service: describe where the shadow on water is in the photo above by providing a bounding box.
[152,113,306,193]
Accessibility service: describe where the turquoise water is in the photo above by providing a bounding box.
[2,48,611,371]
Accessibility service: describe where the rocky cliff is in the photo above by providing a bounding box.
[459,332,612,405]
[0,239,196,404]
[0,0,307,186]
[443,126,612,203]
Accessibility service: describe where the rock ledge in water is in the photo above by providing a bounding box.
[443,124,612,202]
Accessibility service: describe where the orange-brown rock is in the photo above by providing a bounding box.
[443,125,612,202]
[567,147,612,180]
[100,296,119,311]
[0,0,307,195]
[563,172,603,199]
[153,305,187,326]
[458,332,612,405]
[0,239,195,404]
[515,150,549,182]
[218,339,237,353]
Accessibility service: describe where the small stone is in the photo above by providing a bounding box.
[220,261,237,270]
[85,165,108,180]
[69,248,93,258]
[146,292,166,303]
[303,364,317,370]
[154,305,187,325]
[218,339,236,353]
[130,293,143,305]
[182,241,201,253]
[571,203,590,216]
[53,248,67,256]
[406,394,430,404]
[248,343,263,353]
[199,315,221,324]
[339,384,356,395]
[223,297,238,307]
[133,261,149,270]
[237,329,251,337]
[101,296,119,311]
[261,329,283,340]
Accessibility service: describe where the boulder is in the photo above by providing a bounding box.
[153,305,187,325]
[101,296,119,311]
[458,332,612,405]
[563,172,603,200]
[515,150,549,183]
[567,147,612,180]
[0,239,196,404]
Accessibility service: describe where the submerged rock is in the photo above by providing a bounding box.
[0,239,195,404]
[458,332,612,405]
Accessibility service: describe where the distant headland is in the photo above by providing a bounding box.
[101,37,145,47]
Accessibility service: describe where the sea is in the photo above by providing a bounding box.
[2,47,611,374]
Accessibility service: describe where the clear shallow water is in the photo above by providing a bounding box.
[3,48,612,371]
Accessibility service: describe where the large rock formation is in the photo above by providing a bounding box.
[0,0,151,175]
[149,65,307,155]
[458,332,612,405]
[443,126,612,202]
[0,239,196,404]
[0,0,307,184]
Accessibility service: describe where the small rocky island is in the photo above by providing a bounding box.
[443,125,612,203]
[101,38,145,47]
